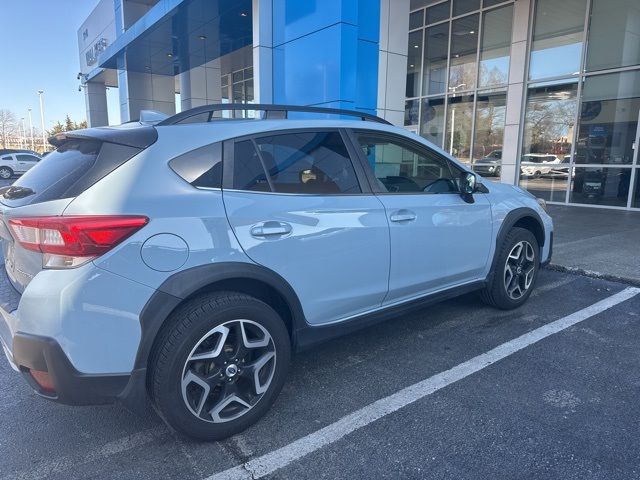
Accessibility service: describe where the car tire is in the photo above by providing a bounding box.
[495,166,501,177]
[149,291,291,441]
[481,227,539,310]
[0,167,13,179]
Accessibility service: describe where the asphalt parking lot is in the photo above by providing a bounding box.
[1,269,639,480]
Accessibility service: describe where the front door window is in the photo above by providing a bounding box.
[356,133,459,194]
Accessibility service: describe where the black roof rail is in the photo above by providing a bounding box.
[157,103,392,126]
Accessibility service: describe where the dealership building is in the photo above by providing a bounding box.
[78,0,640,210]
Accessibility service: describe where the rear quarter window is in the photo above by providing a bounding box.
[168,143,222,188]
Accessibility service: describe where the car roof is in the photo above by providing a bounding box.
[0,149,40,155]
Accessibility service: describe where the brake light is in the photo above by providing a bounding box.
[28,369,56,393]
[9,216,148,257]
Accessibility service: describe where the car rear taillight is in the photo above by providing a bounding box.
[8,216,148,267]
[28,369,56,394]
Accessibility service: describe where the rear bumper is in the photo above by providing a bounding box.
[11,333,132,405]
[0,262,154,409]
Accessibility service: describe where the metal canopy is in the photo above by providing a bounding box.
[98,0,252,77]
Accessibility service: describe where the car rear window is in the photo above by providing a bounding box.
[0,139,141,207]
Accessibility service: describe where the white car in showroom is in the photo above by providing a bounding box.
[520,154,561,178]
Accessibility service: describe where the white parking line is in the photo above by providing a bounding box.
[206,287,640,480]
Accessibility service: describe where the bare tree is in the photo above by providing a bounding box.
[0,110,18,148]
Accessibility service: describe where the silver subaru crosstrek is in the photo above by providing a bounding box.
[0,104,552,440]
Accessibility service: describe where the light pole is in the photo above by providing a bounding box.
[27,108,34,151]
[37,90,46,153]
[447,83,467,157]
[20,118,26,149]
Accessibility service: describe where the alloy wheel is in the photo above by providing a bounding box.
[503,240,536,300]
[0,168,11,179]
[181,319,276,423]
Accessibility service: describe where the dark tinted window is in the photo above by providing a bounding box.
[169,143,222,188]
[254,131,361,194]
[426,1,450,24]
[2,140,101,207]
[356,133,458,194]
[409,10,424,29]
[16,154,39,162]
[232,140,271,191]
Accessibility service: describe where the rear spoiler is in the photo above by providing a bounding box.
[48,124,158,149]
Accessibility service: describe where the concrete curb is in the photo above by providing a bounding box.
[547,263,640,288]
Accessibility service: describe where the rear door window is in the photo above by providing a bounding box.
[254,131,361,194]
[230,131,361,194]
[231,139,272,191]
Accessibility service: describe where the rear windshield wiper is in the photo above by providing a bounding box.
[0,185,36,199]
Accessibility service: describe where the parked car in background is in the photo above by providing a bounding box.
[520,154,561,178]
[549,155,574,177]
[473,150,502,177]
[0,150,41,179]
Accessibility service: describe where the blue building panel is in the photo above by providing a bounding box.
[356,38,379,113]
[272,0,358,47]
[272,0,380,113]
[357,0,380,43]
[273,23,356,107]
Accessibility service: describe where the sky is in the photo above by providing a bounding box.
[0,0,120,131]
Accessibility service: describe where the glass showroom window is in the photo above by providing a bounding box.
[420,97,446,146]
[570,70,640,207]
[519,0,640,209]
[585,0,640,72]
[519,82,578,202]
[446,94,474,163]
[528,0,587,81]
[407,30,423,99]
[221,67,254,118]
[449,14,479,92]
[405,0,513,174]
[473,92,506,163]
[478,5,512,88]
[422,22,449,96]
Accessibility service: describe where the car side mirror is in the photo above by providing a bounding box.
[460,172,477,200]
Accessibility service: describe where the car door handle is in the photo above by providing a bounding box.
[250,221,292,237]
[389,210,417,223]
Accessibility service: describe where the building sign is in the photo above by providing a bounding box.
[85,38,109,67]
[77,0,116,74]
